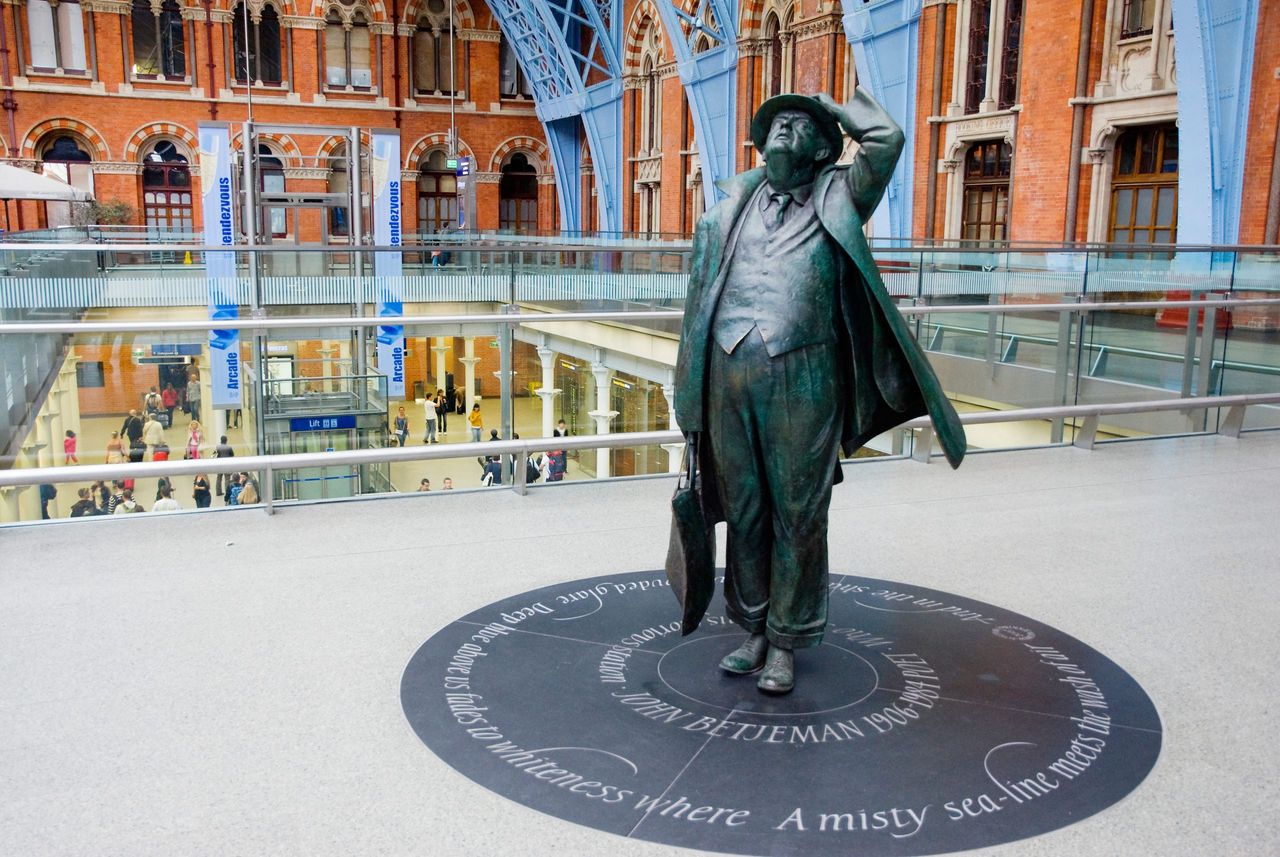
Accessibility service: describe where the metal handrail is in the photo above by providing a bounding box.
[3,394,1277,515]
[0,296,1278,335]
[2,239,1280,254]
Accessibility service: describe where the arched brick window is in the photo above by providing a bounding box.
[131,0,186,79]
[233,3,283,85]
[27,0,88,73]
[325,3,373,89]
[141,140,193,234]
[414,0,461,96]
[418,150,458,233]
[499,153,538,234]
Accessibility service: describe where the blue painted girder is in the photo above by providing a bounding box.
[1170,0,1260,245]
[844,0,922,242]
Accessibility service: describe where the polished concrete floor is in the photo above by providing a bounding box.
[1,431,1277,856]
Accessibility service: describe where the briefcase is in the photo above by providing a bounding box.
[665,437,715,635]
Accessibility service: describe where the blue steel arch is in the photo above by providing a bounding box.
[1170,0,1260,245]
[843,0,922,242]
[650,0,739,211]
[486,0,624,233]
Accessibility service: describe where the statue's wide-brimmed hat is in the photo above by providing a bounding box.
[751,94,844,161]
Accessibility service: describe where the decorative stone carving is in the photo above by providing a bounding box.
[283,15,324,29]
[634,155,661,184]
[460,28,501,43]
[1119,45,1152,94]
[92,161,144,175]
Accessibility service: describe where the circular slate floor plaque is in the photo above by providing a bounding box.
[401,572,1161,856]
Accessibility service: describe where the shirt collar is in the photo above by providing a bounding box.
[762,179,815,207]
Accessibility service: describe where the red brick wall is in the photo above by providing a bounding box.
[1240,3,1280,244]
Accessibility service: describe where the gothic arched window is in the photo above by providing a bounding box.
[233,3,283,85]
[132,0,186,79]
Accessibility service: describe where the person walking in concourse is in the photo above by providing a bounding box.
[214,435,235,503]
[105,431,125,465]
[468,403,483,443]
[435,389,448,433]
[192,474,211,508]
[143,413,165,460]
[393,406,409,447]
[423,395,439,444]
[185,421,203,461]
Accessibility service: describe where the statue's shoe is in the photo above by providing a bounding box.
[718,634,768,674]
[757,646,795,695]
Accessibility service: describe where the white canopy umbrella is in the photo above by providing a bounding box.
[0,162,93,231]
[0,163,92,201]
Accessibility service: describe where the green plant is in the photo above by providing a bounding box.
[71,198,137,227]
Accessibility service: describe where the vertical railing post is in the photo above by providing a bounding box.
[1180,290,1203,398]
[263,461,275,515]
[1194,294,1222,431]
[1050,296,1077,444]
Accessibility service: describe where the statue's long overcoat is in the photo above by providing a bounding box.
[674,131,966,526]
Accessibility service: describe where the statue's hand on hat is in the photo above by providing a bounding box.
[812,91,861,141]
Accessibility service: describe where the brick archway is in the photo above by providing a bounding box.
[402,0,473,27]
[21,118,110,161]
[309,0,387,20]
[316,132,372,167]
[624,1,661,71]
[231,132,304,165]
[740,0,768,37]
[488,136,551,174]
[123,123,199,162]
[405,133,474,169]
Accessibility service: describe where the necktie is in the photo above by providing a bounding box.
[768,192,791,228]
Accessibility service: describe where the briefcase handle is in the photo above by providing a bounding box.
[680,433,699,489]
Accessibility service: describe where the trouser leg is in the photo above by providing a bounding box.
[708,330,842,649]
[761,341,842,649]
[708,332,771,635]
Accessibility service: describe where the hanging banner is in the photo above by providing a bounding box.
[197,123,241,409]
[371,130,405,398]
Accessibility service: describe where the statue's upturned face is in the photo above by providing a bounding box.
[764,110,828,164]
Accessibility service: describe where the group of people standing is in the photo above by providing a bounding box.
[392,388,463,447]
[109,407,204,466]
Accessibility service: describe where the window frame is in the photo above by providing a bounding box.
[232,2,284,86]
[417,150,458,234]
[960,139,1013,244]
[130,0,188,82]
[498,152,538,234]
[27,0,89,75]
[1107,123,1178,248]
[323,6,374,92]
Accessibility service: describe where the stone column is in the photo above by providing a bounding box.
[660,380,684,474]
[432,338,449,394]
[981,0,1004,113]
[318,344,338,392]
[588,362,618,479]
[24,430,51,518]
[58,356,82,444]
[460,336,480,409]
[1147,0,1171,90]
[0,486,23,524]
[535,346,561,437]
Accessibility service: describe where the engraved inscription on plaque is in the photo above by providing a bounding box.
[402,572,1161,856]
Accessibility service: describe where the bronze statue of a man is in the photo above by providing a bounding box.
[672,88,966,694]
